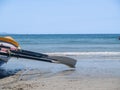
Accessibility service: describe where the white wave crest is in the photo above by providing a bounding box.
[45,52,120,56]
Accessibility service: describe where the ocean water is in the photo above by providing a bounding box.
[1,34,120,78]
[1,34,120,60]
[1,34,120,52]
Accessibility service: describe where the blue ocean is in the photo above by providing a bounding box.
[12,34,120,60]
[1,34,120,78]
[2,34,120,52]
[1,34,120,61]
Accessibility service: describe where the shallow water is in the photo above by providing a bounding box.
[1,55,120,80]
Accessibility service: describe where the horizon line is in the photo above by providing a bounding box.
[0,33,120,35]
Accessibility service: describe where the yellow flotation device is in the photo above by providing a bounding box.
[0,36,19,48]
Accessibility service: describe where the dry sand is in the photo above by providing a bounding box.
[0,69,120,90]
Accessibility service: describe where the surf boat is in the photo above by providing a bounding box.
[0,36,19,66]
[0,36,77,68]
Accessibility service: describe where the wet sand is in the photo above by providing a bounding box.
[0,57,120,90]
[0,70,120,90]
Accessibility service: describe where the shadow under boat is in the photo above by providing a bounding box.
[0,67,21,79]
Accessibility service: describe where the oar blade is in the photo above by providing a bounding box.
[0,50,77,68]
[48,56,77,68]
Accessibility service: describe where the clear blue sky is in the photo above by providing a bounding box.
[0,0,120,34]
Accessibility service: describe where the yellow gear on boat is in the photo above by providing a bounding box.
[0,36,19,48]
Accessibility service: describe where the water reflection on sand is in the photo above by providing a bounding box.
[1,56,120,80]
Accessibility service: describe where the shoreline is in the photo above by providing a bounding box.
[0,57,120,90]
[0,70,120,90]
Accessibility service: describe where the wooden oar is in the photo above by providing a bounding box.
[48,56,77,68]
[0,51,77,68]
[11,49,48,58]
[0,45,77,67]
[11,49,77,67]
[0,52,52,63]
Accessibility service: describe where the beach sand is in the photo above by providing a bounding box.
[0,73,120,90]
[0,67,120,90]
[0,58,120,90]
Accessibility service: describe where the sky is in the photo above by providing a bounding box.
[0,0,120,34]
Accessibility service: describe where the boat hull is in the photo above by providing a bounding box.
[0,36,19,66]
[0,60,6,66]
[0,55,9,66]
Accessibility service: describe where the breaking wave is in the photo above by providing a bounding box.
[45,52,120,56]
